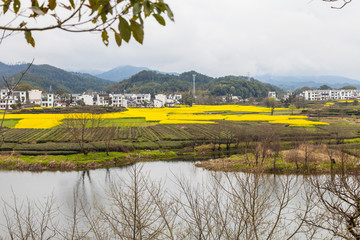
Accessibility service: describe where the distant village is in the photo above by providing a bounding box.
[1,87,360,110]
[0,88,183,109]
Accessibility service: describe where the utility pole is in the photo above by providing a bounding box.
[192,74,196,98]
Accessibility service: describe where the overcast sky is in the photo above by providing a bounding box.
[1,0,360,79]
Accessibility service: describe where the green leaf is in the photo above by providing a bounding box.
[130,20,144,44]
[101,12,107,23]
[69,0,75,9]
[24,31,35,47]
[113,30,122,47]
[3,0,10,14]
[153,14,165,26]
[165,4,174,21]
[30,6,45,15]
[13,0,21,14]
[118,16,131,43]
[19,21,27,28]
[132,2,141,16]
[143,0,152,17]
[48,0,56,10]
[101,30,109,46]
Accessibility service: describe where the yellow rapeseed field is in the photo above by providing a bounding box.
[6,105,328,129]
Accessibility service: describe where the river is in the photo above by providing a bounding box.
[0,160,344,239]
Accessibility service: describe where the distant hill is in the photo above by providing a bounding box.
[107,70,280,98]
[256,75,360,90]
[97,65,150,82]
[1,63,114,93]
[0,62,29,76]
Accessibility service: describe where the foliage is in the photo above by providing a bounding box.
[0,0,173,47]
[319,84,332,90]
[107,70,280,98]
[340,85,357,90]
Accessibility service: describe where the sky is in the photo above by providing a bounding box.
[1,0,360,79]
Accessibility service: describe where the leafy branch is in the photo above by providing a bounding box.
[0,0,174,47]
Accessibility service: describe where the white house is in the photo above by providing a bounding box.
[41,93,54,107]
[268,91,277,99]
[28,89,42,105]
[124,94,151,107]
[154,94,167,107]
[79,94,94,105]
[110,94,127,107]
[303,89,360,101]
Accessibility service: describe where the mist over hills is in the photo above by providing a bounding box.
[96,65,150,82]
[256,75,360,90]
[2,62,360,95]
[95,65,179,82]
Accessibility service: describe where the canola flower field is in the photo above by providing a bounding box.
[2,105,328,129]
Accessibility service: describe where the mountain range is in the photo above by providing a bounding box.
[94,65,179,82]
[256,75,360,91]
[1,62,359,95]
[96,65,150,82]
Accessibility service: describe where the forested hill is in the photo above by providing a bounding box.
[1,63,114,93]
[107,71,281,98]
[0,62,29,76]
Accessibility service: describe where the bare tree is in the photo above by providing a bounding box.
[2,193,58,239]
[322,0,352,9]
[306,162,360,240]
[0,60,33,152]
[97,164,180,239]
[64,112,103,155]
[175,170,312,240]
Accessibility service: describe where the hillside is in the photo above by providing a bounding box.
[107,71,280,98]
[1,63,114,93]
[0,62,29,76]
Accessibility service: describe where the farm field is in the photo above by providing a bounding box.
[3,105,329,128]
[0,104,360,172]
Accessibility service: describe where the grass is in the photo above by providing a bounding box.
[103,118,158,127]
[2,119,20,128]
[0,149,183,171]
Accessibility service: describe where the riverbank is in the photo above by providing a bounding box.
[1,143,360,173]
[196,145,360,174]
[0,150,183,171]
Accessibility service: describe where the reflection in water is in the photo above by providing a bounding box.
[0,161,331,238]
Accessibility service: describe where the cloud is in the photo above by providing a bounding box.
[1,0,360,79]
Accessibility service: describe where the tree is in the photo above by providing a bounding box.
[322,0,353,9]
[340,85,357,90]
[263,97,277,115]
[319,84,332,90]
[175,170,311,239]
[0,0,173,47]
[0,60,33,128]
[98,164,179,239]
[288,104,296,115]
[64,112,103,155]
[306,165,360,240]
[294,86,312,95]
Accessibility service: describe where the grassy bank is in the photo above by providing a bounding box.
[0,150,179,171]
[196,144,360,174]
